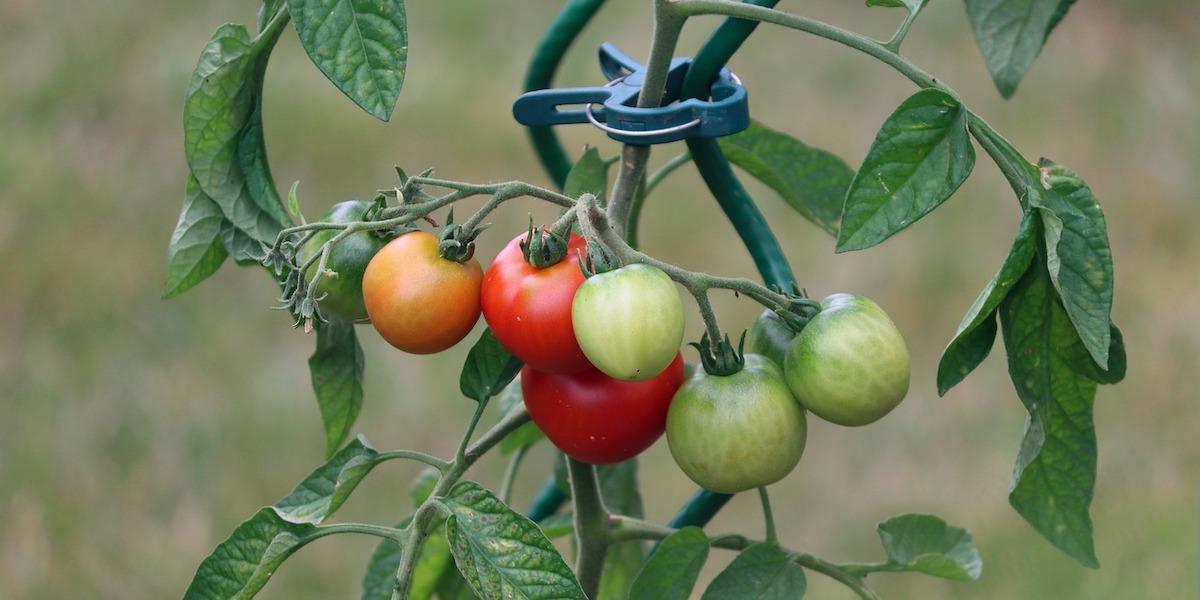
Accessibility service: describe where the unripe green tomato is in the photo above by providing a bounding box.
[571,264,685,381]
[666,354,807,493]
[299,200,386,323]
[784,293,910,426]
[746,309,798,367]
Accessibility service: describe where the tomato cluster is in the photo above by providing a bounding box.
[308,213,911,486]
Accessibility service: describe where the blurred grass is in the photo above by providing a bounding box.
[1,1,1197,598]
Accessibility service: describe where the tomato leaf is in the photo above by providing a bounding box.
[563,146,610,203]
[497,378,543,454]
[257,0,286,33]
[837,89,974,252]
[937,210,1038,395]
[309,321,366,458]
[1046,0,1076,40]
[1031,159,1114,369]
[183,22,292,245]
[999,256,1100,568]
[442,480,586,600]
[286,0,408,121]
[717,120,853,236]
[964,0,1063,98]
[876,514,982,581]
[183,507,318,600]
[164,175,229,299]
[460,328,523,403]
[274,435,379,523]
[700,542,807,599]
[628,527,710,600]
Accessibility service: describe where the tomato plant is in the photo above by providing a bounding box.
[522,353,685,465]
[166,0,1126,598]
[481,231,591,374]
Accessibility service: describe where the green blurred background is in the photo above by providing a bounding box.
[2,1,1197,598]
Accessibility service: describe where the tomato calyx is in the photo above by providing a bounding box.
[438,208,487,263]
[768,286,823,333]
[519,219,571,268]
[577,239,621,277]
[690,331,746,376]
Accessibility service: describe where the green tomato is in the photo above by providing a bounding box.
[784,293,910,426]
[746,309,798,367]
[571,263,684,381]
[298,200,386,323]
[667,354,807,493]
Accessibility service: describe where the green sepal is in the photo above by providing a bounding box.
[520,218,570,268]
[690,331,746,377]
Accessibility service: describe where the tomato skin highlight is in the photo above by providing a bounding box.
[571,264,685,381]
[298,200,386,323]
[521,353,685,465]
[361,231,482,354]
[667,354,807,493]
[784,293,910,426]
[481,232,591,374]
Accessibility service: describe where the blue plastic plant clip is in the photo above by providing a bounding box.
[512,43,750,146]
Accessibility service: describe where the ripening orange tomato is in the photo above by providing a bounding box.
[362,231,482,354]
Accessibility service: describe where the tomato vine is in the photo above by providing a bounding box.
[168,0,1124,598]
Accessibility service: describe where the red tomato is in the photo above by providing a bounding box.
[481,232,591,374]
[521,353,685,464]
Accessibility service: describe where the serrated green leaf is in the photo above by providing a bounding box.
[287,0,408,121]
[718,120,853,236]
[876,514,982,581]
[183,507,318,599]
[497,377,544,455]
[460,329,523,403]
[964,0,1062,98]
[999,256,1100,567]
[628,527,710,600]
[563,147,610,203]
[701,543,806,600]
[274,435,379,523]
[184,22,292,244]
[838,88,974,252]
[164,175,229,299]
[1032,159,1114,368]
[309,321,366,458]
[442,480,586,600]
[938,211,1038,394]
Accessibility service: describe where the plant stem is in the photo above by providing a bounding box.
[607,515,879,600]
[607,0,687,238]
[576,193,793,311]
[500,445,530,505]
[376,449,451,472]
[311,522,407,543]
[567,458,609,599]
[757,486,777,545]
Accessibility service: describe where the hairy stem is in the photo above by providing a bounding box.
[607,0,687,237]
[757,486,777,545]
[376,449,451,472]
[628,151,691,248]
[568,459,609,599]
[500,445,530,505]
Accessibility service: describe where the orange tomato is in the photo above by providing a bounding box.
[362,231,483,354]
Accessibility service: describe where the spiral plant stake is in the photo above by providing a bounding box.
[166,1,1125,598]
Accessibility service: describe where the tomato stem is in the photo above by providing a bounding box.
[567,458,610,598]
[757,486,778,545]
